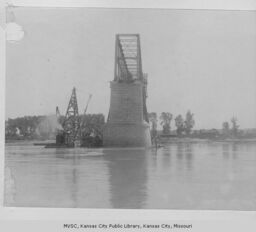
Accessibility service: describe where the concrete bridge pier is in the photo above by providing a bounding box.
[103,81,151,147]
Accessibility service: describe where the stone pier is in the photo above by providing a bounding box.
[103,81,151,147]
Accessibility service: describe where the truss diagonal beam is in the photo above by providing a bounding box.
[114,34,144,82]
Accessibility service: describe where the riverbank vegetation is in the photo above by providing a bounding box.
[148,111,256,141]
[5,112,256,142]
[5,114,105,141]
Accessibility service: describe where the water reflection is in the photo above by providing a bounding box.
[54,149,80,207]
[232,143,238,159]
[162,146,172,170]
[176,143,194,171]
[222,143,230,158]
[71,158,78,208]
[103,149,148,209]
[51,148,111,208]
[176,143,184,160]
[222,143,238,160]
[185,143,193,170]
[4,141,256,210]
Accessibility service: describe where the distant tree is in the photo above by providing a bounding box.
[222,121,230,137]
[80,113,105,138]
[148,112,158,138]
[5,116,43,140]
[230,116,239,137]
[80,114,105,147]
[160,112,172,134]
[184,110,195,135]
[175,114,184,136]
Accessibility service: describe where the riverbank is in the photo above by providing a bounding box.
[159,137,256,144]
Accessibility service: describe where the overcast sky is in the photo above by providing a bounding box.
[6,8,256,129]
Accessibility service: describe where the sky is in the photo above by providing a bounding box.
[6,7,256,129]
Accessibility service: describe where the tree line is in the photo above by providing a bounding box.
[5,112,250,141]
[222,116,239,138]
[5,114,105,140]
[148,110,195,137]
[147,110,249,140]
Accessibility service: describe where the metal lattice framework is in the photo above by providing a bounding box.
[114,34,143,82]
[63,87,80,146]
[114,34,149,122]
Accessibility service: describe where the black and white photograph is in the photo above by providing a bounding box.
[3,5,256,213]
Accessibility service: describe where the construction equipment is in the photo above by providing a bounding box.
[53,88,92,148]
[79,94,92,129]
[52,87,80,147]
[62,87,80,146]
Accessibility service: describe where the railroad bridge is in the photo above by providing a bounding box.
[103,34,151,147]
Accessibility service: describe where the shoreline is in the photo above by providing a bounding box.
[159,137,256,143]
[5,138,256,144]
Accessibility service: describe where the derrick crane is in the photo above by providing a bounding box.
[55,89,92,147]
[79,94,92,129]
[62,87,80,147]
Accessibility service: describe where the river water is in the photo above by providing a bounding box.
[4,140,256,210]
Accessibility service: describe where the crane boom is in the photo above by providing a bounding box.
[84,94,92,115]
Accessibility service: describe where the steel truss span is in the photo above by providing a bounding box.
[114,34,143,82]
